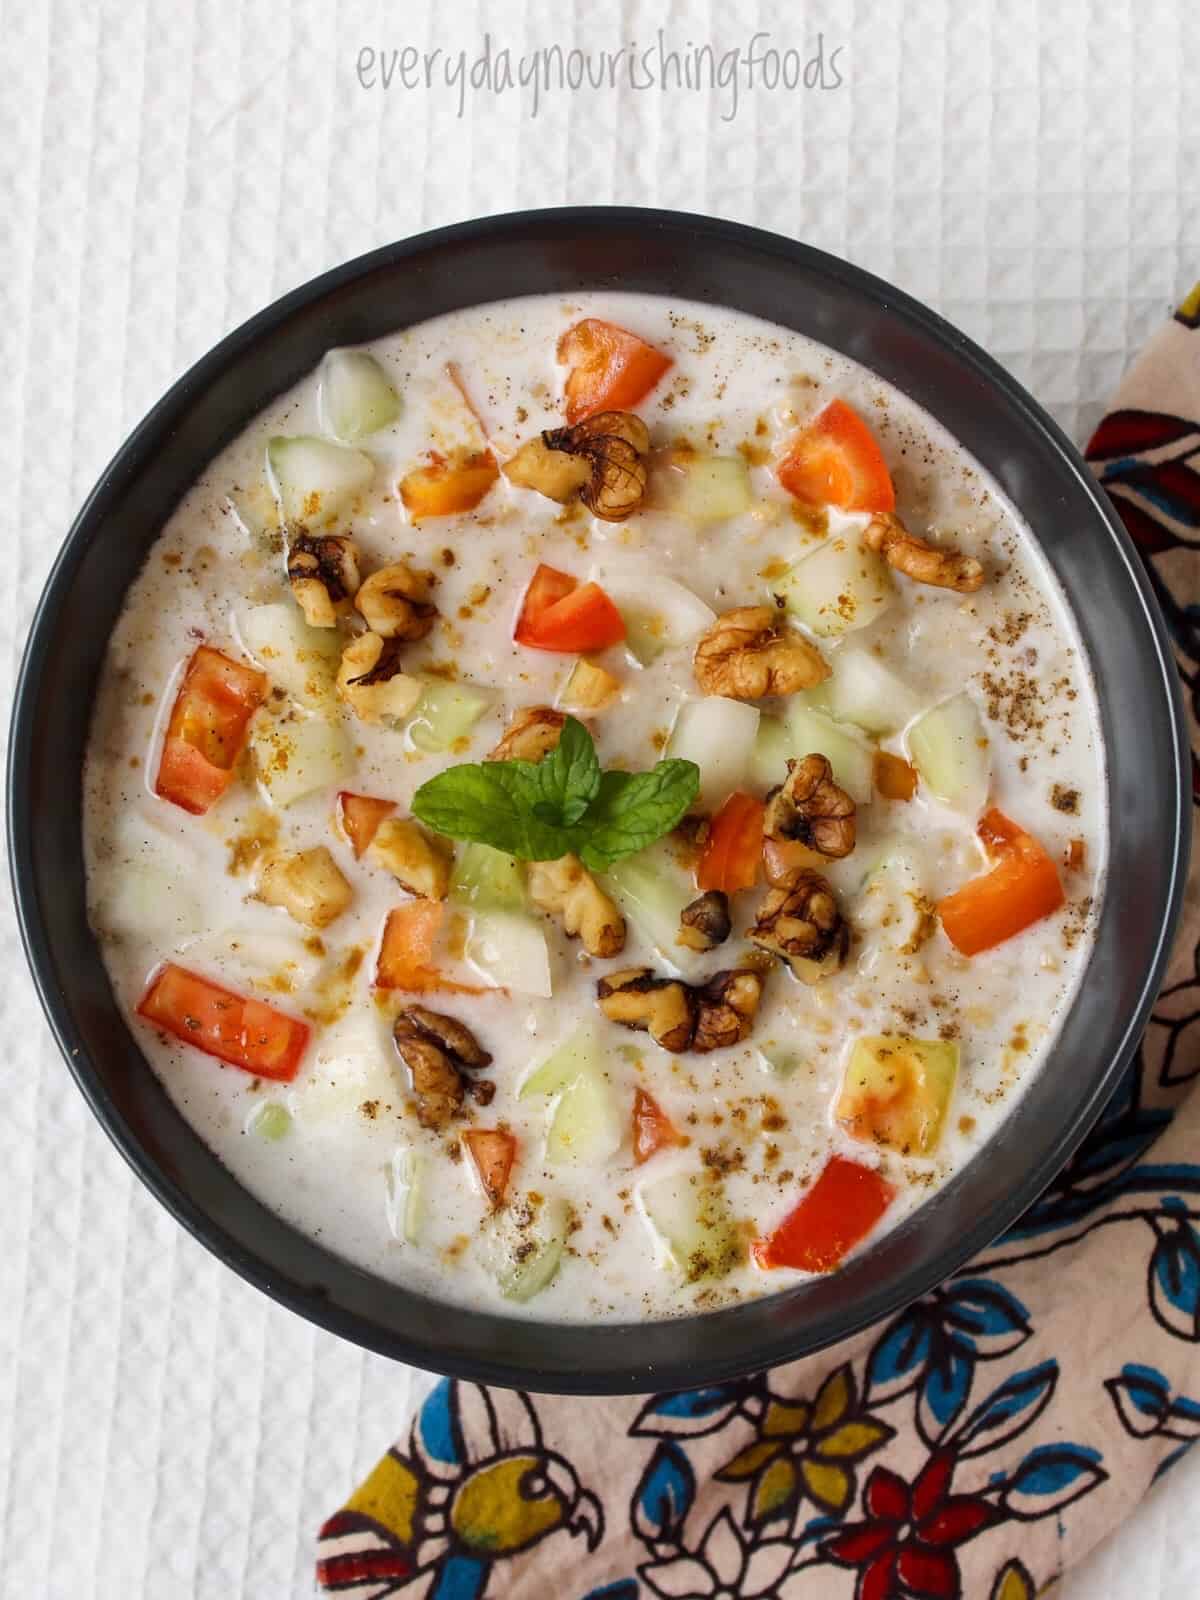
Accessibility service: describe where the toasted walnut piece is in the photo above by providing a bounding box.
[354,562,438,639]
[693,606,830,700]
[257,846,353,929]
[369,818,453,900]
[692,969,764,1054]
[504,435,593,502]
[678,890,732,952]
[749,871,849,984]
[287,533,361,627]
[337,631,422,724]
[597,964,765,1053]
[864,512,984,594]
[528,854,626,958]
[536,411,651,521]
[393,1005,493,1130]
[764,754,856,860]
[596,968,696,1052]
[488,706,565,763]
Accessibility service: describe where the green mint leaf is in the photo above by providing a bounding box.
[531,715,600,825]
[411,761,574,860]
[577,759,700,870]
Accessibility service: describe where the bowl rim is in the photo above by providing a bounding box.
[8,205,1191,1392]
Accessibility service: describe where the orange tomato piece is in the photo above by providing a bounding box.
[632,1088,684,1165]
[337,791,396,858]
[374,902,486,994]
[777,399,896,513]
[155,645,268,816]
[874,750,918,802]
[399,450,498,520]
[558,318,672,422]
[697,792,765,894]
[937,808,1065,957]
[136,963,310,1080]
[752,1155,896,1273]
[513,566,626,654]
[463,1128,517,1209]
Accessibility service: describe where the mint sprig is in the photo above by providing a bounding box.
[411,717,699,871]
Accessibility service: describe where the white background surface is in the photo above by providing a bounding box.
[3,2,1199,1594]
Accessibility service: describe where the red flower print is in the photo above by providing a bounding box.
[821,1449,1001,1600]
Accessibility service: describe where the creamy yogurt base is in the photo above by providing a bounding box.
[83,291,1106,1322]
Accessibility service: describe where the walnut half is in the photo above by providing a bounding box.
[337,631,423,724]
[749,872,848,984]
[488,706,565,763]
[677,890,732,952]
[527,854,626,958]
[596,965,765,1054]
[693,606,830,700]
[287,533,361,627]
[763,754,856,860]
[864,512,985,594]
[393,1006,493,1130]
[506,411,650,522]
[354,561,438,640]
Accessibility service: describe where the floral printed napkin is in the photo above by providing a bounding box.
[316,287,1200,1600]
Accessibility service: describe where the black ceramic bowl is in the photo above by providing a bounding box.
[9,208,1189,1393]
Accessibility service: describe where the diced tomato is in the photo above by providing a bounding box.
[463,1128,517,1209]
[337,791,396,858]
[513,565,626,654]
[375,901,487,994]
[136,963,310,1081]
[155,645,268,815]
[874,750,918,802]
[632,1088,684,1165]
[558,318,672,423]
[752,1155,896,1273]
[777,399,896,514]
[697,791,765,894]
[399,450,498,519]
[514,563,579,641]
[937,808,1065,957]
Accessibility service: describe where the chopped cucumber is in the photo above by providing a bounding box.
[757,1046,805,1078]
[856,851,935,955]
[666,696,760,809]
[251,709,349,808]
[407,680,491,753]
[547,1069,622,1165]
[98,863,204,942]
[384,1147,425,1243]
[648,451,753,523]
[318,349,401,442]
[774,534,895,637]
[783,703,875,803]
[602,844,705,975]
[825,647,920,735]
[250,1102,292,1141]
[601,576,716,665]
[907,692,990,813]
[837,1035,960,1156]
[239,602,340,707]
[640,1172,741,1282]
[225,481,280,545]
[466,911,552,998]
[750,715,792,791]
[266,435,374,525]
[450,842,526,911]
[520,1023,601,1099]
[496,1197,572,1301]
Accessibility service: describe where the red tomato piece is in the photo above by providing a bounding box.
[632,1088,684,1165]
[777,399,896,514]
[375,902,487,995]
[155,645,267,816]
[557,318,672,423]
[514,569,626,654]
[697,791,765,894]
[937,808,1065,957]
[514,563,579,644]
[463,1128,517,1209]
[752,1155,896,1273]
[337,791,396,858]
[136,963,310,1081]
